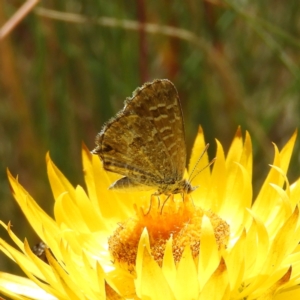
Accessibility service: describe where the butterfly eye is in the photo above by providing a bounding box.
[103,144,113,152]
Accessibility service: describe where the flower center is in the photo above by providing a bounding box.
[108,195,230,270]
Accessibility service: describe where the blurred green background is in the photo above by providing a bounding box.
[0,0,300,275]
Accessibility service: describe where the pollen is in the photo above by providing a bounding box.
[108,195,230,270]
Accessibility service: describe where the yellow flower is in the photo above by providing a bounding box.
[1,127,300,299]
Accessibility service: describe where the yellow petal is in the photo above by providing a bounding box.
[206,139,226,211]
[198,215,220,289]
[264,207,300,272]
[46,153,76,201]
[0,272,57,300]
[83,144,132,219]
[224,229,245,292]
[254,132,296,219]
[138,247,175,300]
[174,245,199,299]
[162,237,176,291]
[188,126,210,198]
[289,177,300,209]
[7,170,60,242]
[225,127,244,169]
[275,287,300,300]
[253,267,292,299]
[278,130,297,176]
[199,258,229,300]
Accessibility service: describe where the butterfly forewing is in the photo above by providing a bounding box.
[93,79,187,193]
[123,80,186,178]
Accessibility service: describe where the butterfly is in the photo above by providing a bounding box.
[92,79,198,195]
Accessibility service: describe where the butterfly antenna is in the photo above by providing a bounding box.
[188,144,210,181]
[188,144,216,185]
[189,158,216,185]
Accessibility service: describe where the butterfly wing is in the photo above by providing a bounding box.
[93,79,186,189]
[123,79,186,179]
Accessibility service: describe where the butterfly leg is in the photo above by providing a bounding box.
[160,194,171,214]
[144,194,161,215]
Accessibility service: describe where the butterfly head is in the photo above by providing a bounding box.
[176,179,198,194]
[156,179,198,196]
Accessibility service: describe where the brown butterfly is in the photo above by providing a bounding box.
[92,79,199,195]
